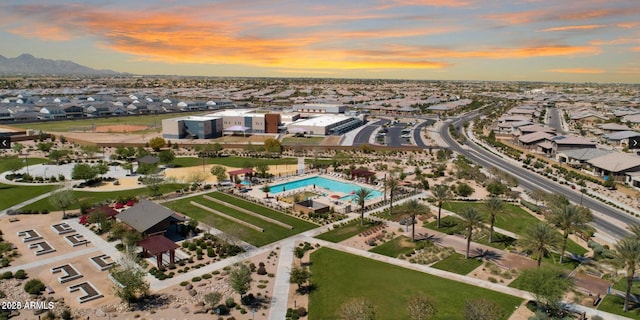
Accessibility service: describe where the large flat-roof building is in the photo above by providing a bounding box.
[162,109,281,139]
[287,115,364,136]
[162,116,223,139]
[293,103,347,114]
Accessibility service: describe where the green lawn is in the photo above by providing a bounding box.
[0,156,49,173]
[442,201,540,236]
[21,183,186,211]
[596,278,640,318]
[309,248,522,320]
[0,183,57,211]
[431,253,483,275]
[171,156,299,168]
[369,235,417,258]
[164,192,316,247]
[206,192,317,230]
[8,112,204,132]
[315,220,379,243]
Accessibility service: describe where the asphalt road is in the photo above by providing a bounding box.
[353,119,388,145]
[386,122,408,146]
[548,107,565,134]
[413,119,436,148]
[441,113,635,240]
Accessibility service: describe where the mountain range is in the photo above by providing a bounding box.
[0,54,120,75]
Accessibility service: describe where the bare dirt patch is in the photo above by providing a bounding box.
[94,124,149,133]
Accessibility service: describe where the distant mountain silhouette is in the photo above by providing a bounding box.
[0,53,120,75]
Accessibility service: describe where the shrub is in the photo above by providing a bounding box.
[296,307,308,317]
[192,276,202,282]
[225,298,236,308]
[24,279,46,295]
[179,281,189,286]
[13,270,26,280]
[1,272,12,280]
[202,273,212,280]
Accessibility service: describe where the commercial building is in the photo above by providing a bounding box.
[287,115,364,136]
[293,103,347,114]
[162,116,223,139]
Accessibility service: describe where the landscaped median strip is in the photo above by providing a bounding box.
[202,195,293,229]
[189,201,264,232]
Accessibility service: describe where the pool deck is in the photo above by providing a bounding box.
[244,172,385,212]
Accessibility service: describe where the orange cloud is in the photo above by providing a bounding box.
[633,47,640,52]
[590,38,640,46]
[353,44,600,59]
[484,7,640,25]
[545,68,605,74]
[382,0,474,8]
[9,24,73,41]
[538,24,606,32]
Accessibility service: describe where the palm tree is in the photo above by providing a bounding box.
[484,197,505,243]
[354,188,372,225]
[519,223,561,267]
[385,176,400,217]
[431,184,450,229]
[614,238,640,313]
[459,206,484,259]
[548,204,592,264]
[401,200,430,242]
[627,224,640,241]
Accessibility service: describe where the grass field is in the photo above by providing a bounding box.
[431,253,483,275]
[315,220,379,243]
[369,235,417,258]
[0,157,49,173]
[171,156,299,168]
[164,192,316,246]
[7,112,204,132]
[309,248,522,319]
[21,183,186,212]
[442,201,540,236]
[0,183,57,211]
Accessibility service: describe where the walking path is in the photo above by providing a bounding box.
[268,237,297,320]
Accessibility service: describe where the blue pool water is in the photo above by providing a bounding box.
[270,176,382,199]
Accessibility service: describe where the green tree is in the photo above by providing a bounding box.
[401,199,430,242]
[518,223,561,267]
[228,264,252,298]
[431,184,451,229]
[614,238,640,312]
[261,184,271,198]
[148,137,166,152]
[256,162,270,178]
[122,162,134,175]
[94,162,109,177]
[264,138,282,154]
[485,179,507,196]
[36,142,54,154]
[464,298,505,320]
[123,230,143,252]
[12,142,24,154]
[354,188,373,226]
[484,197,505,243]
[289,266,311,293]
[337,297,376,320]
[406,294,436,320]
[142,176,164,197]
[88,209,110,231]
[110,254,150,305]
[49,188,74,219]
[71,163,97,182]
[81,145,101,159]
[24,279,46,295]
[211,142,223,157]
[548,204,592,264]
[210,165,227,183]
[48,149,71,162]
[385,176,400,216]
[459,206,485,259]
[204,291,223,310]
[158,150,175,164]
[294,246,305,265]
[115,146,136,160]
[517,266,573,312]
[455,183,474,197]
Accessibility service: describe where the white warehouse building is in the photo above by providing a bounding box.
[287,115,364,136]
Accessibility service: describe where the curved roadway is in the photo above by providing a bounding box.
[440,112,635,240]
[353,119,388,145]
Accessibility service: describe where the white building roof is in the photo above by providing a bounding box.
[289,115,351,127]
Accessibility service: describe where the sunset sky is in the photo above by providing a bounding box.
[0,0,638,82]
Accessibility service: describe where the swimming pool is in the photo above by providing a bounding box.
[270,176,382,199]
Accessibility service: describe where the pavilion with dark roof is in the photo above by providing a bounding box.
[138,235,179,268]
[137,154,159,165]
[350,169,375,183]
[117,199,186,237]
